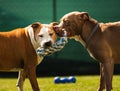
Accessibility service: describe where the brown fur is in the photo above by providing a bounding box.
[54,11,120,91]
[0,22,57,91]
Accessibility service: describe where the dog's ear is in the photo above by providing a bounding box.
[50,22,58,26]
[78,12,89,20]
[31,22,41,29]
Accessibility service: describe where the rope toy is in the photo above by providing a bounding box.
[37,31,67,57]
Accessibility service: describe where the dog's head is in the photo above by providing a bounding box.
[28,22,58,49]
[53,11,89,38]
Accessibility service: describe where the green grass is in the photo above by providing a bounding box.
[0,75,120,91]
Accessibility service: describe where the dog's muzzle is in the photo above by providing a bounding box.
[37,31,67,57]
[43,41,52,48]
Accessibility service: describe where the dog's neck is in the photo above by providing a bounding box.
[78,19,99,47]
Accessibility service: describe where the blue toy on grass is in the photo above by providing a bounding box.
[68,76,76,83]
[54,76,61,83]
[54,76,76,84]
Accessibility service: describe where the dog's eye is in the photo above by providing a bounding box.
[38,35,43,38]
[49,33,53,36]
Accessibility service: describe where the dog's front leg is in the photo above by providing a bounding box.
[97,63,105,91]
[16,70,26,91]
[103,58,114,91]
[26,66,40,91]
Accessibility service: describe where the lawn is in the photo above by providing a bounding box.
[0,75,120,91]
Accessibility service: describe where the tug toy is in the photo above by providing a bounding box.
[54,76,76,84]
[37,31,67,57]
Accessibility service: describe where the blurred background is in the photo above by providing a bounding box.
[0,0,120,77]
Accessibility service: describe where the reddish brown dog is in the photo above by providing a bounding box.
[0,22,57,91]
[54,11,120,91]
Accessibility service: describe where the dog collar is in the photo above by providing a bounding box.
[86,23,99,46]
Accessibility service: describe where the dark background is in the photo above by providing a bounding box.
[0,0,120,77]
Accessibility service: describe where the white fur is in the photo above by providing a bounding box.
[26,26,43,64]
[26,26,40,49]
[37,26,54,47]
[26,25,54,64]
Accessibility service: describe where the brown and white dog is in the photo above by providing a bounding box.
[54,11,120,91]
[0,22,57,91]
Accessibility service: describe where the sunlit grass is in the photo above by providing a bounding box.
[0,75,120,91]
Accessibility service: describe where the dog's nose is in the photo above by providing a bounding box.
[44,41,52,48]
